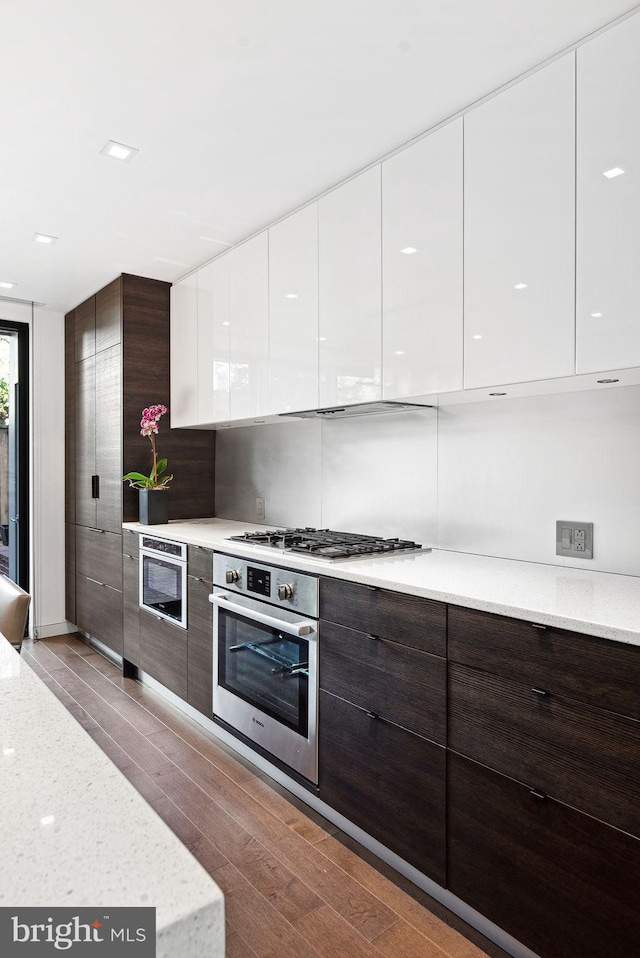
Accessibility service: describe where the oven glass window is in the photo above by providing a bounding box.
[218,608,309,736]
[142,556,183,621]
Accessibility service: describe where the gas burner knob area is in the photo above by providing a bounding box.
[277,583,294,601]
[225,569,240,584]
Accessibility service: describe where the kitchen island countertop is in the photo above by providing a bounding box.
[125,517,640,646]
[0,635,224,957]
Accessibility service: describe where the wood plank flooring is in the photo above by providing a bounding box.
[21,634,511,958]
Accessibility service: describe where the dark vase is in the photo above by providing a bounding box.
[139,488,169,525]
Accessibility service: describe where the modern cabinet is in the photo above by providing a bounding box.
[139,609,188,700]
[186,544,214,717]
[228,233,269,420]
[318,167,382,407]
[382,119,463,397]
[268,204,319,413]
[464,54,575,388]
[122,530,140,667]
[197,257,231,424]
[169,273,198,428]
[576,14,640,372]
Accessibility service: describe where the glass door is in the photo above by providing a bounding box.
[0,323,28,589]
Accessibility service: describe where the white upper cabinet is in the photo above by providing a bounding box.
[382,119,463,398]
[318,167,382,407]
[197,256,230,423]
[576,15,640,373]
[268,204,319,413]
[464,54,575,388]
[228,232,269,420]
[170,274,198,428]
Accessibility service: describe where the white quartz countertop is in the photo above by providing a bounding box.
[125,517,640,646]
[0,637,224,957]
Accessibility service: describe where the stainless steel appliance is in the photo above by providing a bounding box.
[226,527,424,560]
[210,553,318,783]
[139,535,188,629]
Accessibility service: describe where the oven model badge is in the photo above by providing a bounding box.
[252,717,265,728]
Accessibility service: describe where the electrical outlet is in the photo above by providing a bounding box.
[256,497,265,522]
[556,521,593,559]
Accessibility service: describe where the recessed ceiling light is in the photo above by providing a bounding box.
[395,350,405,356]
[400,247,417,255]
[489,392,507,396]
[317,337,327,342]
[597,378,619,384]
[590,312,603,318]
[0,282,16,289]
[603,167,624,179]
[32,232,57,245]
[222,321,230,327]
[513,283,528,290]
[285,293,298,299]
[472,334,483,340]
[100,139,139,162]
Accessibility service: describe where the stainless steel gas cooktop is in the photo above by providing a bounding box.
[226,527,426,561]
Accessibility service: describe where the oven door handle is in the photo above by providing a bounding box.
[209,593,316,637]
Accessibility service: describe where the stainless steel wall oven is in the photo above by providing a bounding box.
[139,535,188,628]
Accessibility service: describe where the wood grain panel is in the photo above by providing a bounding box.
[122,528,139,558]
[448,753,640,958]
[75,573,123,655]
[75,526,122,591]
[95,277,121,353]
[188,544,213,581]
[448,604,640,720]
[320,619,446,744]
[74,356,96,528]
[65,523,76,624]
[122,552,140,666]
[320,577,446,656]
[448,662,640,837]
[74,295,95,361]
[319,690,446,885]
[139,609,188,699]
[187,572,213,717]
[95,345,122,533]
[64,311,76,525]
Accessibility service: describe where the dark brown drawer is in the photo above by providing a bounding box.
[188,544,213,582]
[448,605,640,719]
[122,528,139,558]
[139,610,187,700]
[320,577,446,656]
[187,574,213,717]
[122,552,140,666]
[448,753,640,958]
[76,526,123,591]
[320,620,445,744]
[449,662,640,837]
[76,573,123,656]
[319,690,446,885]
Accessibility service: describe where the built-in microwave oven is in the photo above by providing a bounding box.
[139,535,188,628]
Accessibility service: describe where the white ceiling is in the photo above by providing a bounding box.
[1,0,637,313]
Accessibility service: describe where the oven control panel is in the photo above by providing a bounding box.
[213,553,318,617]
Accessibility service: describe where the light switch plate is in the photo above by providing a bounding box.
[556,520,593,559]
[256,497,266,521]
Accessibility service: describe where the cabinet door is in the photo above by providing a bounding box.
[228,233,269,420]
[187,573,213,717]
[95,345,122,534]
[197,257,230,423]
[139,610,188,699]
[76,527,122,592]
[170,274,198,427]
[74,296,96,362]
[382,120,463,397]
[75,356,97,528]
[448,753,640,958]
[319,167,382,406]
[464,54,575,387]
[268,204,319,413]
[95,278,121,353]
[122,552,140,666]
[76,573,123,656]
[319,690,446,885]
[577,15,640,372]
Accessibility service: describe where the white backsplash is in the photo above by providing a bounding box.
[215,385,640,576]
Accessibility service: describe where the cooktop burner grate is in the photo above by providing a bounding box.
[226,527,424,560]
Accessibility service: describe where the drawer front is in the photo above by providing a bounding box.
[320,577,446,656]
[319,690,446,885]
[449,604,640,719]
[449,662,640,837]
[187,573,213,717]
[320,619,446,744]
[139,609,187,700]
[76,573,123,656]
[448,753,640,958]
[188,544,213,581]
[122,528,139,559]
[122,552,140,666]
[76,526,123,591]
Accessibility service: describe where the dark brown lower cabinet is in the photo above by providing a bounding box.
[122,551,140,666]
[319,690,446,885]
[447,752,640,958]
[187,572,213,717]
[76,573,123,656]
[139,610,187,700]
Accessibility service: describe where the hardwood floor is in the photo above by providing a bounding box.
[21,634,510,958]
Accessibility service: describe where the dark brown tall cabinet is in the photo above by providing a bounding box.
[65,274,216,658]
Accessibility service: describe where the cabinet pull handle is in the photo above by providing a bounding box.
[366,711,379,720]
[91,475,100,499]
[362,584,379,592]
[532,687,550,698]
[86,576,105,587]
[530,788,547,801]
[531,623,547,630]
[367,633,379,641]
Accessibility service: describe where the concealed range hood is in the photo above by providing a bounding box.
[279,400,433,420]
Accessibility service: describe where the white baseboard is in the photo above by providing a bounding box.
[35,621,78,639]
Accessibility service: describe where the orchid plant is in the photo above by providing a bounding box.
[122,405,173,490]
